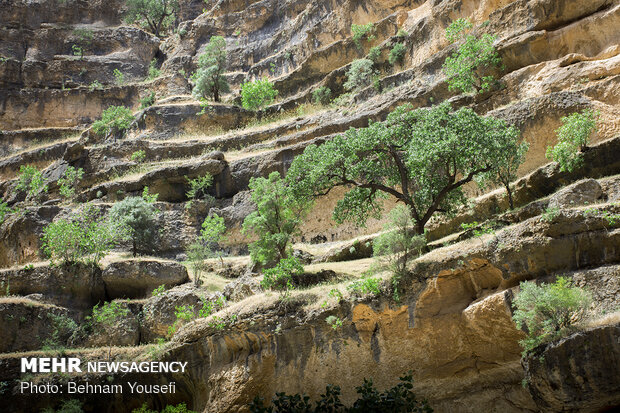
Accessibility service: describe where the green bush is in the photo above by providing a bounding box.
[442,18,502,94]
[312,86,332,105]
[186,213,226,286]
[373,205,426,299]
[147,59,161,80]
[91,301,130,326]
[108,196,157,257]
[367,46,381,63]
[16,165,48,202]
[546,109,598,172]
[348,277,381,296]
[389,43,406,65]
[261,256,304,300]
[344,58,376,91]
[351,23,375,48]
[113,68,125,85]
[191,36,230,102]
[41,203,124,265]
[241,78,278,110]
[249,372,432,413]
[131,150,147,163]
[512,277,592,356]
[186,173,214,204]
[58,166,84,200]
[140,90,156,108]
[242,171,310,266]
[0,199,14,225]
[92,106,134,138]
[123,0,179,37]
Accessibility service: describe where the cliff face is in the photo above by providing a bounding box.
[1,0,620,412]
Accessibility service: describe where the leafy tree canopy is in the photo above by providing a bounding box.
[287,102,523,234]
[191,36,230,102]
[124,0,179,37]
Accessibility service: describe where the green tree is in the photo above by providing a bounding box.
[242,171,309,266]
[512,277,592,355]
[186,173,214,204]
[58,166,85,201]
[344,58,376,91]
[261,256,303,300]
[191,36,230,102]
[241,78,278,110]
[312,86,332,105]
[351,23,375,48]
[123,0,179,37]
[41,203,125,265]
[16,165,48,203]
[442,18,502,94]
[0,199,15,225]
[108,196,157,256]
[92,106,134,139]
[186,213,226,286]
[287,102,524,236]
[546,109,598,172]
[488,138,528,209]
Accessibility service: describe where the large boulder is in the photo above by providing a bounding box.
[222,274,262,302]
[102,259,189,299]
[523,323,620,412]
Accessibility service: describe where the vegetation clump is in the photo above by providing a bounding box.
[546,109,598,172]
[92,106,134,139]
[312,86,332,105]
[261,256,304,301]
[351,23,375,48]
[512,277,592,355]
[191,36,230,102]
[132,403,196,413]
[344,58,376,91]
[124,0,179,37]
[442,18,502,94]
[58,166,84,201]
[242,171,310,266]
[186,213,226,286]
[249,372,432,412]
[241,78,278,110]
[389,43,406,65]
[108,195,157,257]
[16,165,48,203]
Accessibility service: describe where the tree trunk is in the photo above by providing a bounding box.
[132,239,137,257]
[506,184,514,210]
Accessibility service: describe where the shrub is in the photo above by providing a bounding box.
[249,372,432,413]
[373,205,426,298]
[140,91,156,108]
[348,277,381,296]
[58,166,84,200]
[131,150,147,163]
[351,23,375,48]
[92,106,134,139]
[108,196,157,257]
[541,206,560,223]
[42,313,78,351]
[312,86,332,105]
[325,315,343,330]
[91,301,130,326]
[389,42,406,65]
[123,0,179,37]
[344,58,376,91]
[186,173,214,204]
[191,36,230,102]
[396,28,408,37]
[241,78,278,110]
[261,256,303,300]
[71,44,83,59]
[186,213,226,286]
[147,59,161,80]
[546,109,598,172]
[512,277,592,355]
[89,80,102,91]
[113,68,125,85]
[242,171,311,266]
[16,165,48,202]
[151,284,165,296]
[0,199,14,225]
[41,203,124,265]
[442,18,502,94]
[367,46,381,63]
